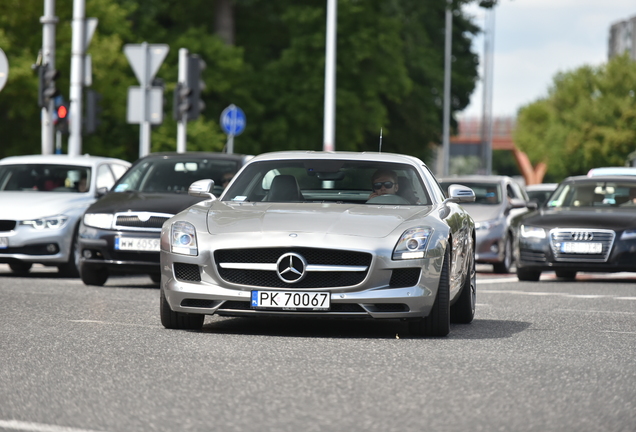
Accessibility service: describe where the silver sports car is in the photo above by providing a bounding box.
[159,151,476,337]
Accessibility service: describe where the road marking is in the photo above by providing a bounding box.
[0,420,104,432]
[601,330,636,335]
[479,290,636,302]
[555,308,636,315]
[478,277,518,284]
[69,319,158,329]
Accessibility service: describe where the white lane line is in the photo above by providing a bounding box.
[69,319,158,329]
[615,297,636,301]
[601,330,636,335]
[0,420,104,432]
[478,277,519,284]
[479,290,636,302]
[556,308,636,315]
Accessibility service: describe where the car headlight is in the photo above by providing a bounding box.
[393,227,433,260]
[475,219,501,231]
[520,224,546,239]
[620,229,636,240]
[20,215,68,230]
[171,221,198,256]
[83,213,114,230]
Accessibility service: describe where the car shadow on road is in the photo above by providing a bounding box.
[199,316,531,340]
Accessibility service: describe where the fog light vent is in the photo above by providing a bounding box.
[174,263,201,282]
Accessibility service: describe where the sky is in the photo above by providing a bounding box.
[460,0,636,119]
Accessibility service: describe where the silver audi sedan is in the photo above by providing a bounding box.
[160,151,476,337]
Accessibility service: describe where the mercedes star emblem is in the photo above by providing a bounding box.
[276,252,307,283]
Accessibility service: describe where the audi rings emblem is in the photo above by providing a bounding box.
[571,231,593,241]
[276,252,307,283]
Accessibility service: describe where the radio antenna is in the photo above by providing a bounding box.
[379,128,383,153]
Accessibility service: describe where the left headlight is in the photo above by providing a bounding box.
[393,227,433,260]
[171,221,198,256]
[20,215,68,230]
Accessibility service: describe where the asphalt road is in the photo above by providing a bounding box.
[0,264,634,432]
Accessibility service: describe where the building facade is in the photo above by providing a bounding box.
[609,15,636,60]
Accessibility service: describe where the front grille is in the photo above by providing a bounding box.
[218,300,366,313]
[215,248,372,289]
[113,212,173,231]
[389,268,421,287]
[174,263,201,282]
[180,299,217,308]
[0,220,16,232]
[519,249,547,263]
[550,229,615,262]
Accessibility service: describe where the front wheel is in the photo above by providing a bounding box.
[9,262,32,275]
[517,267,541,282]
[493,236,513,274]
[451,252,476,324]
[80,263,109,286]
[160,289,204,330]
[409,247,450,337]
[58,229,80,277]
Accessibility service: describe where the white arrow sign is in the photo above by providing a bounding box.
[0,48,8,92]
[124,43,169,85]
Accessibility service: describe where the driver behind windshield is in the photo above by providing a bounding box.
[368,169,399,200]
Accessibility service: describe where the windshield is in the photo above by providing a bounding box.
[0,164,91,193]
[440,182,501,205]
[548,180,636,208]
[222,159,430,205]
[113,157,240,196]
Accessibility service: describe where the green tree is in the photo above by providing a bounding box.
[515,53,636,180]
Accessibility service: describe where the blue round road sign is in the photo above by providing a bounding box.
[220,104,246,136]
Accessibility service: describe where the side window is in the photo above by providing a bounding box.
[96,164,116,190]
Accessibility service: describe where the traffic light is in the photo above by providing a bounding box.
[187,54,206,120]
[85,89,102,134]
[55,101,69,134]
[173,54,206,122]
[38,64,60,108]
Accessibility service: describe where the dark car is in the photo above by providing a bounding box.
[525,183,558,207]
[513,175,636,281]
[440,175,535,273]
[78,152,252,286]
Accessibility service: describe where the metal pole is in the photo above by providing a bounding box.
[227,134,234,154]
[40,0,57,155]
[442,0,453,177]
[176,48,188,153]
[68,0,85,156]
[322,0,337,152]
[481,8,495,175]
[139,42,150,158]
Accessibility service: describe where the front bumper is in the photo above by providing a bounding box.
[474,225,506,264]
[78,224,161,275]
[0,221,75,265]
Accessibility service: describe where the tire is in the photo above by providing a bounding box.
[517,267,541,282]
[149,273,161,284]
[58,229,80,278]
[555,270,577,280]
[160,289,204,330]
[493,235,513,274]
[80,263,109,286]
[9,262,32,275]
[451,251,476,324]
[409,247,450,337]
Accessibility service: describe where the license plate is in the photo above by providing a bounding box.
[0,237,7,249]
[561,242,602,254]
[251,291,330,311]
[114,237,160,252]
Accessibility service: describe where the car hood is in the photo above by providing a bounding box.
[87,192,204,215]
[460,204,502,222]
[523,208,636,231]
[0,192,94,219]
[206,202,435,238]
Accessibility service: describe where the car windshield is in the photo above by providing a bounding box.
[0,164,91,192]
[113,158,240,195]
[222,159,430,205]
[440,182,501,205]
[547,180,636,208]
[527,189,554,206]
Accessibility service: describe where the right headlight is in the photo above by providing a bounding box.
[171,221,198,256]
[393,227,433,260]
[520,224,546,239]
[83,213,114,230]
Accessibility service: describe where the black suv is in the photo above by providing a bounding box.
[78,152,252,286]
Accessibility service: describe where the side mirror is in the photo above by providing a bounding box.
[444,184,476,204]
[189,179,217,200]
[508,198,529,209]
[525,201,538,210]
[95,186,109,198]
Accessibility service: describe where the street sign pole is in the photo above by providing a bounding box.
[176,48,188,153]
[322,0,337,152]
[220,104,246,154]
[68,0,85,156]
[40,0,58,155]
[139,42,150,158]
